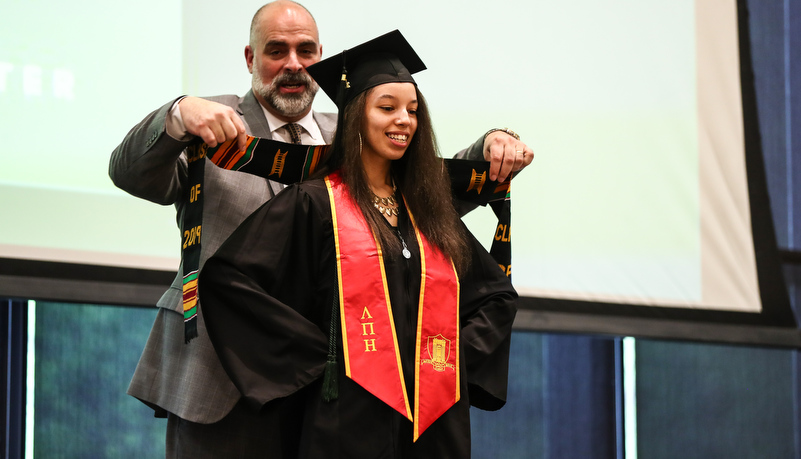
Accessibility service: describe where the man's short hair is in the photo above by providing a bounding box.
[249,1,318,48]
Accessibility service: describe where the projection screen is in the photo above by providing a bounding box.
[0,0,795,344]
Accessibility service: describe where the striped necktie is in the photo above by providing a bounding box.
[285,123,303,144]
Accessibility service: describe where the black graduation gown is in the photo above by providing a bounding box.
[199,178,517,458]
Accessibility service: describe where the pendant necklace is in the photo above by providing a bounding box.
[372,190,399,217]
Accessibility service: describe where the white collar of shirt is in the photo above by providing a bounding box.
[261,106,324,145]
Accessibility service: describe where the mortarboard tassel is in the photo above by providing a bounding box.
[336,59,349,111]
[322,354,339,402]
[322,269,340,402]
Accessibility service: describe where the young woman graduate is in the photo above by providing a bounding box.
[199,30,518,458]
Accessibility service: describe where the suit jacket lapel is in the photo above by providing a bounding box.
[239,90,272,139]
[314,112,337,144]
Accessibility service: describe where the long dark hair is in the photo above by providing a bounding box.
[313,86,470,274]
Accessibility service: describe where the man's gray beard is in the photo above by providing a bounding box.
[253,72,319,119]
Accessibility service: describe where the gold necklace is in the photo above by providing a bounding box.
[372,189,399,217]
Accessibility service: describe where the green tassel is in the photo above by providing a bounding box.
[324,267,340,402]
[322,354,339,402]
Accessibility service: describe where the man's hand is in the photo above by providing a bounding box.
[484,131,533,182]
[179,97,248,151]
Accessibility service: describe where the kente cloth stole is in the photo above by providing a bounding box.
[182,137,329,341]
[182,135,512,343]
[325,171,459,440]
[445,161,512,278]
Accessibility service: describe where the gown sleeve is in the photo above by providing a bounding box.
[459,229,518,411]
[198,183,335,412]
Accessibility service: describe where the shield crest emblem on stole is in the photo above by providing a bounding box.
[424,334,453,372]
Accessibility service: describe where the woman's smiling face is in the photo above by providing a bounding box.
[360,82,418,163]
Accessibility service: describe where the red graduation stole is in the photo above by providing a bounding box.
[325,172,460,441]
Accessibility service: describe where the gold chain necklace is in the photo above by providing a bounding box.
[372,188,399,217]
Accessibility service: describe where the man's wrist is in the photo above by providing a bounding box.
[166,95,193,141]
[484,127,520,141]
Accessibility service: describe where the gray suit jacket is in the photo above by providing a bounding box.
[110,91,337,423]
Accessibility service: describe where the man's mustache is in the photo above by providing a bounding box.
[274,72,314,86]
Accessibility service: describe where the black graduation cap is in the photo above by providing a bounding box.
[307,30,426,109]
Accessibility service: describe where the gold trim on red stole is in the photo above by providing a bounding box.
[408,203,460,440]
[325,172,460,441]
[326,173,412,421]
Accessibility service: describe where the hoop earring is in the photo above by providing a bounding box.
[358,133,363,156]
